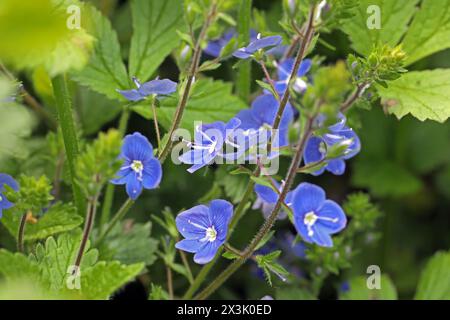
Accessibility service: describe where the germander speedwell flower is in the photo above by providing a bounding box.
[175,199,233,264]
[253,180,293,220]
[233,34,282,59]
[111,132,162,200]
[273,58,312,95]
[117,77,177,102]
[304,113,360,175]
[179,118,242,173]
[0,173,19,218]
[291,183,347,247]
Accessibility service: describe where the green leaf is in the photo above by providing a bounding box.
[80,261,144,300]
[402,0,450,65]
[0,249,41,282]
[216,167,251,203]
[97,222,159,266]
[415,251,450,300]
[339,275,398,300]
[1,203,83,241]
[71,4,129,100]
[341,0,419,56]
[137,79,247,133]
[75,86,122,135]
[378,70,450,123]
[30,230,98,291]
[128,0,185,82]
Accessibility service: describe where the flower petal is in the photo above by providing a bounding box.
[139,79,178,96]
[117,89,144,102]
[194,241,221,264]
[125,175,143,200]
[317,200,347,234]
[310,225,333,247]
[0,174,18,192]
[291,182,326,215]
[298,59,312,77]
[142,158,162,189]
[176,205,211,239]
[233,48,252,59]
[175,239,203,253]
[209,199,233,241]
[254,183,279,204]
[304,136,326,174]
[122,132,154,161]
[246,36,282,53]
[235,109,261,130]
[326,159,346,175]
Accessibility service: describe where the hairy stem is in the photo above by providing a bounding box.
[96,197,134,246]
[340,82,370,113]
[51,75,85,216]
[195,116,316,300]
[151,98,162,149]
[158,3,218,162]
[74,193,100,268]
[272,7,315,132]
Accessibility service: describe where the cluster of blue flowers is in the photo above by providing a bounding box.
[110,34,360,264]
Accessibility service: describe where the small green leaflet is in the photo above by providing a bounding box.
[378,70,450,123]
[415,251,450,300]
[129,0,185,82]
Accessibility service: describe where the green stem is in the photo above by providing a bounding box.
[95,198,134,246]
[236,0,252,102]
[99,108,130,230]
[158,2,218,163]
[51,75,85,215]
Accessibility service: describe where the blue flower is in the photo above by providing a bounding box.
[291,183,347,247]
[0,174,19,218]
[274,58,312,95]
[117,77,177,102]
[179,118,241,173]
[205,30,259,58]
[253,180,293,220]
[304,113,360,176]
[111,132,162,200]
[175,199,233,264]
[233,35,283,59]
[236,94,293,147]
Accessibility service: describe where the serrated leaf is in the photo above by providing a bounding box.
[129,0,185,82]
[378,70,450,123]
[97,222,158,266]
[415,251,450,300]
[80,261,144,300]
[137,79,247,133]
[0,249,41,282]
[339,275,398,300]
[30,230,98,291]
[402,0,450,65]
[71,4,129,100]
[1,203,83,241]
[341,0,419,56]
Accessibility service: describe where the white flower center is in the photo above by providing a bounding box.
[131,160,144,181]
[204,226,217,242]
[0,195,2,202]
[303,210,339,237]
